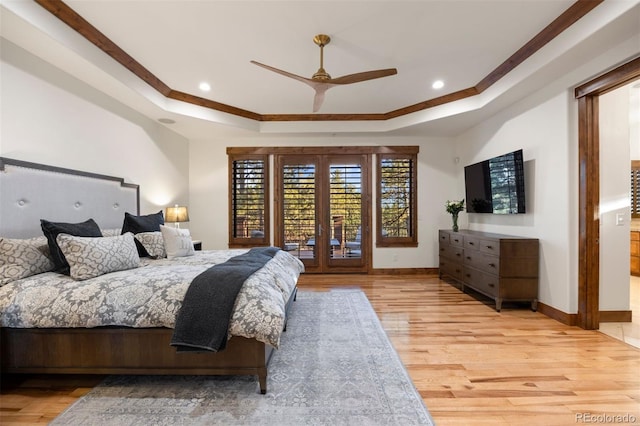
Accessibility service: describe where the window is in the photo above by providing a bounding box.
[228,155,269,247]
[227,146,418,254]
[377,152,418,247]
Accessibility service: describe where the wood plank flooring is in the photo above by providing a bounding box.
[1,274,639,425]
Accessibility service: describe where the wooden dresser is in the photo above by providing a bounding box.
[439,229,539,311]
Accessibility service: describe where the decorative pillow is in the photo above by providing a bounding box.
[121,211,164,257]
[41,218,103,274]
[0,236,55,286]
[134,231,166,258]
[101,228,122,237]
[160,225,195,260]
[56,232,140,280]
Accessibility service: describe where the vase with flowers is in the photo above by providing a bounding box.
[445,199,465,232]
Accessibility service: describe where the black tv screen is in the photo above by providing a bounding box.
[464,149,526,214]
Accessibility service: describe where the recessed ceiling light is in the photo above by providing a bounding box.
[432,80,444,90]
[199,82,211,92]
[158,118,175,124]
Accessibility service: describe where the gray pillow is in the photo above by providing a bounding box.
[56,232,140,280]
[134,231,166,258]
[0,236,54,286]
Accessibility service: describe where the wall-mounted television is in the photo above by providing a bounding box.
[464,149,526,214]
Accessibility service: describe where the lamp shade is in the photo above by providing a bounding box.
[165,205,189,223]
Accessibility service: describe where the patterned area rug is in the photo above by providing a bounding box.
[52,290,434,425]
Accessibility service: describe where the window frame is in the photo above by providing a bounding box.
[227,154,270,248]
[376,151,418,248]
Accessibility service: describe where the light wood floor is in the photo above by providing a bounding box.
[1,274,639,425]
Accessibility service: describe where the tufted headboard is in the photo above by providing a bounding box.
[0,157,139,239]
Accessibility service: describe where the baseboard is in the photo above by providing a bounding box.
[370,267,438,275]
[534,304,632,325]
[600,310,632,322]
[536,302,577,326]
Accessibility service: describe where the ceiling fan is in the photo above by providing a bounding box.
[251,34,397,113]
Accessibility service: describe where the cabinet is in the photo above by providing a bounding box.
[439,229,539,311]
[631,232,640,276]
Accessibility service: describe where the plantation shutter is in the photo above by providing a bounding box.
[632,161,640,219]
[229,156,269,246]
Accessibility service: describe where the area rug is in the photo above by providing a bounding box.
[52,289,434,425]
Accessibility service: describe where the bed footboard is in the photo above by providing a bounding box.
[0,327,272,393]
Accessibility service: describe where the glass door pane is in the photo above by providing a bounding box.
[329,163,362,259]
[282,162,317,265]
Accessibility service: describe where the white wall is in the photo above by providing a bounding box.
[189,136,459,267]
[454,40,639,313]
[0,39,190,217]
[599,86,632,312]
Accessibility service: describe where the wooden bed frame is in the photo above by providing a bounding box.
[0,157,297,394]
[0,288,296,394]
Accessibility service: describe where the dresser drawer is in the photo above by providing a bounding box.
[449,233,464,247]
[463,251,500,275]
[440,259,463,280]
[463,267,498,297]
[439,230,450,245]
[440,244,463,261]
[479,239,500,255]
[463,235,481,251]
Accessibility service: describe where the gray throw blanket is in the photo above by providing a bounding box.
[170,247,281,352]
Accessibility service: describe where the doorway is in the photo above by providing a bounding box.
[274,154,370,273]
[576,56,640,329]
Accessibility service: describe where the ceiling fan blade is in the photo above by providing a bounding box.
[250,60,314,86]
[312,86,330,112]
[328,68,398,85]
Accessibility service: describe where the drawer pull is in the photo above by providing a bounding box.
[468,241,475,245]
[465,274,471,278]
[456,253,461,257]
[454,239,460,243]
[486,245,493,249]
[488,283,495,287]
[440,248,445,251]
[488,263,496,268]
[466,256,471,260]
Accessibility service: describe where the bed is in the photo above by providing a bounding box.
[0,157,304,394]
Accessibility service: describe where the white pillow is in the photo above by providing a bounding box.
[0,236,54,286]
[134,231,166,258]
[160,225,195,260]
[56,232,140,280]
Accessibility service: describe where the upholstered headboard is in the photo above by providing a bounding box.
[0,157,139,238]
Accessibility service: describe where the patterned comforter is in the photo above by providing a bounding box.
[0,249,304,348]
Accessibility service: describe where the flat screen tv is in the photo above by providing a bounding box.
[464,149,526,214]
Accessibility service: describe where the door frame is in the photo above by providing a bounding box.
[575,56,640,329]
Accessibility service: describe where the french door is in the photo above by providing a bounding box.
[275,154,370,273]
